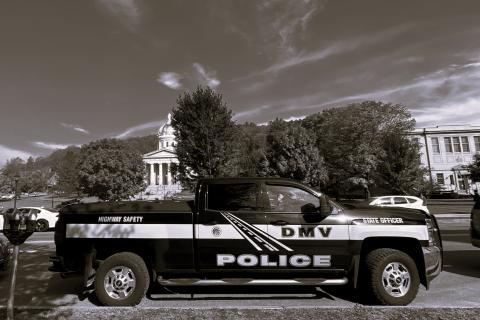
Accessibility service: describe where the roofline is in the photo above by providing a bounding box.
[197,177,322,195]
[143,149,177,157]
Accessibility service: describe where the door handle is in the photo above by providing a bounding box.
[270,220,289,226]
[203,221,218,226]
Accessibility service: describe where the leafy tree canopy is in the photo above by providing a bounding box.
[303,101,416,195]
[78,139,146,201]
[171,86,236,189]
[266,119,328,189]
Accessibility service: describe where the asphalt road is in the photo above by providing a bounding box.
[0,201,478,317]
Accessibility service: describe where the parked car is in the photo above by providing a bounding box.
[17,207,59,232]
[0,238,12,271]
[369,196,430,214]
[0,194,15,201]
[471,201,480,248]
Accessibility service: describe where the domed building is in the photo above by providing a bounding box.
[142,113,182,198]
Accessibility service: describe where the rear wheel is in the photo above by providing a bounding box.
[95,252,150,306]
[363,248,419,305]
[36,219,49,232]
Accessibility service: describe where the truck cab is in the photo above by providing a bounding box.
[51,177,442,307]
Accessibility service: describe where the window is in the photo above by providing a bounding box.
[377,198,392,205]
[461,137,470,153]
[207,183,258,211]
[266,185,318,213]
[431,137,440,154]
[452,137,461,152]
[393,197,408,204]
[475,136,480,152]
[406,197,418,204]
[444,137,453,153]
[436,173,445,185]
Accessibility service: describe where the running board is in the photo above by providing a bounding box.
[157,278,348,286]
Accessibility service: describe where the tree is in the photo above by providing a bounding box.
[78,139,146,201]
[56,147,81,195]
[375,133,427,194]
[171,86,236,188]
[266,119,328,189]
[469,154,480,183]
[303,101,416,196]
[2,157,25,179]
[224,123,269,177]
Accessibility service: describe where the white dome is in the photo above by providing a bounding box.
[158,113,175,137]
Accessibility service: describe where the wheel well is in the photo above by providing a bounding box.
[93,244,154,282]
[358,237,426,288]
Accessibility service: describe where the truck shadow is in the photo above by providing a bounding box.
[443,250,480,278]
[0,243,80,319]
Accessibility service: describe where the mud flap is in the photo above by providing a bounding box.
[83,250,96,288]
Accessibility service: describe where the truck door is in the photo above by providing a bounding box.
[196,182,268,271]
[263,183,351,272]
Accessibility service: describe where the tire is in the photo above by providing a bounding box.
[362,248,420,306]
[95,252,150,306]
[36,219,49,232]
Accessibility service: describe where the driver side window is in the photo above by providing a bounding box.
[266,185,319,213]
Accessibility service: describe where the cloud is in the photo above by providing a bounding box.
[97,0,141,31]
[412,98,480,126]
[269,24,412,74]
[233,105,271,121]
[60,123,90,134]
[157,72,182,89]
[259,0,322,58]
[234,24,413,85]
[193,63,220,88]
[114,120,163,139]
[32,141,77,150]
[0,145,32,166]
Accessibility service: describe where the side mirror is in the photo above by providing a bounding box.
[301,203,317,214]
[319,195,332,217]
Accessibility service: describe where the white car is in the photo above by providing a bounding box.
[369,196,430,214]
[0,194,15,201]
[17,207,59,232]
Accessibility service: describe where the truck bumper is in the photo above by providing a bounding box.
[423,245,442,288]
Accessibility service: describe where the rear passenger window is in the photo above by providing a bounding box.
[406,198,417,204]
[394,197,408,204]
[207,183,258,211]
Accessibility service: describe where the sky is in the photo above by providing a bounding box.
[1,0,480,164]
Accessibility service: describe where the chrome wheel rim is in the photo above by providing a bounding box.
[104,266,136,300]
[381,262,411,298]
[37,221,47,231]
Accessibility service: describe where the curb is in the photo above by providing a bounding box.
[1,306,480,320]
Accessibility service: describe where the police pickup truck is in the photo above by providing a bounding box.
[51,178,442,306]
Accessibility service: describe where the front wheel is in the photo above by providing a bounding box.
[36,219,49,232]
[363,248,420,305]
[95,252,150,306]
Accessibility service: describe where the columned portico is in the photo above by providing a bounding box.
[142,113,182,199]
